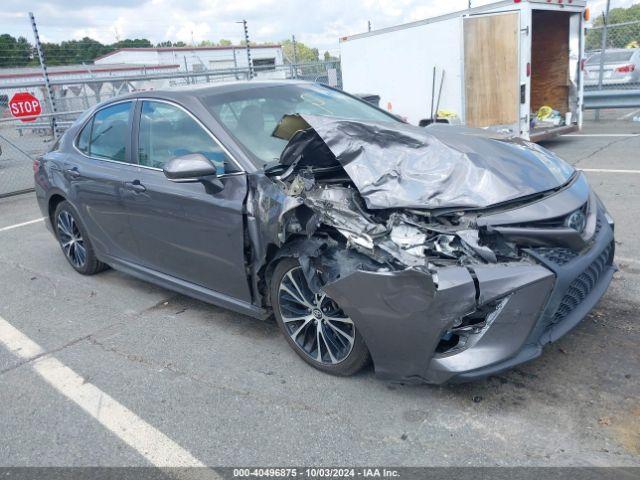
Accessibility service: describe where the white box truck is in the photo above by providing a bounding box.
[340,0,588,141]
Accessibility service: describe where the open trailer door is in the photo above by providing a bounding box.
[463,12,519,131]
[528,9,581,141]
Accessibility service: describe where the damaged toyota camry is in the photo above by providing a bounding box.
[35,81,616,384]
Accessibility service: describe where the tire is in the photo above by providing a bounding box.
[53,201,107,275]
[270,258,370,376]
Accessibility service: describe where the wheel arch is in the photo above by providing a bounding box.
[260,235,311,308]
[47,191,67,226]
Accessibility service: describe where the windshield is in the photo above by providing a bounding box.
[586,50,635,65]
[202,83,398,164]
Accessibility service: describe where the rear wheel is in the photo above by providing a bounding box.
[54,201,107,275]
[271,258,370,376]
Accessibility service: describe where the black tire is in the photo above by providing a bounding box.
[270,258,370,376]
[53,201,107,275]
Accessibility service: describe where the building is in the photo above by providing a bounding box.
[93,45,284,73]
[0,63,180,87]
[0,63,181,113]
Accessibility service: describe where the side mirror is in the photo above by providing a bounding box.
[163,153,224,193]
[163,153,217,181]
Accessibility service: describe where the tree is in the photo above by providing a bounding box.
[586,4,640,50]
[0,34,32,67]
[323,51,339,62]
[113,38,152,49]
[280,38,319,64]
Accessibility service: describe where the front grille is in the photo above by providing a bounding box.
[552,241,614,323]
[533,247,578,266]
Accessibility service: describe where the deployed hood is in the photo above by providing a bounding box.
[276,114,575,210]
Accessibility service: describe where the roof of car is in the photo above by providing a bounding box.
[117,80,315,103]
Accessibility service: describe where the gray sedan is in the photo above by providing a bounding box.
[584,48,640,87]
[35,81,616,384]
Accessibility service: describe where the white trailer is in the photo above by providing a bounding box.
[340,0,587,141]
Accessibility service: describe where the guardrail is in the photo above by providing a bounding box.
[583,89,640,110]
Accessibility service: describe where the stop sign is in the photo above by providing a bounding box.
[9,92,42,123]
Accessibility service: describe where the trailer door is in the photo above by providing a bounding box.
[463,12,519,129]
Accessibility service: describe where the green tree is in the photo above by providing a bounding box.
[323,51,339,62]
[0,34,32,67]
[113,38,152,49]
[586,4,640,50]
[281,38,319,64]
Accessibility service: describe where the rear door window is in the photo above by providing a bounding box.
[76,121,91,155]
[89,102,132,162]
[587,51,635,65]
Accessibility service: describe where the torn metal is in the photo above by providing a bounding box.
[245,113,615,383]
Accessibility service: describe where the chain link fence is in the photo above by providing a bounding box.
[583,2,640,115]
[0,60,342,197]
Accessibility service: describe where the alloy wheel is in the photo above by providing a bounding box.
[277,266,355,364]
[56,210,87,268]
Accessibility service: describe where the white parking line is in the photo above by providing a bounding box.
[0,217,44,233]
[618,108,640,120]
[617,256,640,265]
[0,315,207,468]
[562,134,640,137]
[581,168,640,174]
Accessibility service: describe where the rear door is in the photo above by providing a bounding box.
[122,99,252,302]
[70,100,140,261]
[463,12,520,129]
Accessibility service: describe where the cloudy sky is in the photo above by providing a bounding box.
[1,0,635,55]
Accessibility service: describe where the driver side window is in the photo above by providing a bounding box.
[138,101,237,174]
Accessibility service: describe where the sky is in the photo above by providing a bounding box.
[1,0,636,56]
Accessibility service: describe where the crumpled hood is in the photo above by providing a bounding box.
[279,114,575,210]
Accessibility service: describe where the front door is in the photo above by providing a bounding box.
[123,99,252,303]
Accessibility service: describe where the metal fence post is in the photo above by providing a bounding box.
[29,11,59,138]
[238,20,254,80]
[595,0,611,122]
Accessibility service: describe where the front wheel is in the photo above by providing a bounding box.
[270,258,370,376]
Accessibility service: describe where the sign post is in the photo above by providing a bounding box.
[9,92,42,123]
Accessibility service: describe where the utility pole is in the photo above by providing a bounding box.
[29,12,59,138]
[595,0,611,122]
[238,20,254,80]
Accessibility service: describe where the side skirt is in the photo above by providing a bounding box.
[100,254,270,320]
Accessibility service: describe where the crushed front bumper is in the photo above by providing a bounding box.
[323,211,615,384]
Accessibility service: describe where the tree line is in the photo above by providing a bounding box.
[585,4,640,51]
[0,34,335,68]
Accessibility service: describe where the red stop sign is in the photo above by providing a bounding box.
[9,92,42,123]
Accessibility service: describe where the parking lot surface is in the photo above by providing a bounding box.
[1,120,639,467]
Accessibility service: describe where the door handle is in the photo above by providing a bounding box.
[64,167,81,179]
[124,180,146,193]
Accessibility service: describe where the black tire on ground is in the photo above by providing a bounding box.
[270,257,370,376]
[53,200,108,275]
